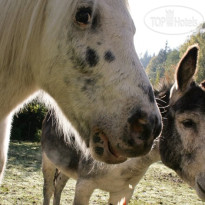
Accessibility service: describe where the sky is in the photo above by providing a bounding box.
[128,0,205,57]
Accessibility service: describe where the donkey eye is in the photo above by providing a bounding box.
[181,119,196,128]
[75,7,92,25]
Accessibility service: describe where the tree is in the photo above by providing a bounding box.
[11,101,47,141]
[180,23,205,83]
[146,41,174,86]
[146,23,205,87]
[140,51,153,68]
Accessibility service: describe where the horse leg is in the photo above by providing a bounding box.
[73,179,95,205]
[0,114,12,183]
[42,152,56,205]
[53,172,69,205]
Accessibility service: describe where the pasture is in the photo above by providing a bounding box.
[0,141,204,205]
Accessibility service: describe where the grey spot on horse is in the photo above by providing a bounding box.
[91,14,99,30]
[93,133,102,143]
[82,78,96,90]
[86,47,99,67]
[104,51,115,63]
[81,78,97,92]
[140,85,155,103]
[97,42,102,45]
[147,87,155,103]
[69,48,87,71]
[95,147,104,156]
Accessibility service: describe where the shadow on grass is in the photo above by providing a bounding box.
[7,141,42,172]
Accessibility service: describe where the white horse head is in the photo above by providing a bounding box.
[0,0,161,165]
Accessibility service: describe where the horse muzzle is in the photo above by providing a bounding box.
[90,109,162,164]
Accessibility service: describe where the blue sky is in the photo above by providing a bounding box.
[128,0,205,57]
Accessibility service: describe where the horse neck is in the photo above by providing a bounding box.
[0,1,47,119]
[0,69,38,120]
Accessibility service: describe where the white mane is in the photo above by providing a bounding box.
[0,0,48,73]
[0,0,89,151]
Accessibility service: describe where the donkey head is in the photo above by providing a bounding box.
[37,0,161,164]
[159,45,205,200]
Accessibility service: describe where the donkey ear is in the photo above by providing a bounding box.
[176,45,199,91]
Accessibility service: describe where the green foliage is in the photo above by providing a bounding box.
[11,101,47,142]
[166,49,180,67]
[180,23,205,83]
[146,41,179,86]
[146,23,205,86]
[146,56,158,85]
[140,51,153,68]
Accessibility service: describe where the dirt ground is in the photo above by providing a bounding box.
[0,142,204,205]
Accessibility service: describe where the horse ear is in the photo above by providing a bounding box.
[176,45,199,91]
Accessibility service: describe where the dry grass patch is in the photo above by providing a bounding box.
[0,142,204,204]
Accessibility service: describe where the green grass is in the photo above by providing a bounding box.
[0,141,205,205]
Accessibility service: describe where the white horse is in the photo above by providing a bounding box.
[0,0,161,182]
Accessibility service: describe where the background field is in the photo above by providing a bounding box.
[0,141,205,205]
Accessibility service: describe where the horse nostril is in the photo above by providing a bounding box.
[128,110,148,125]
[128,111,151,141]
[138,118,148,125]
[128,110,161,141]
[130,118,147,135]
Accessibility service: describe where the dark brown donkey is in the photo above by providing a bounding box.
[160,45,205,201]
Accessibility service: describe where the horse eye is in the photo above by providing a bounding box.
[181,119,196,128]
[75,7,92,25]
